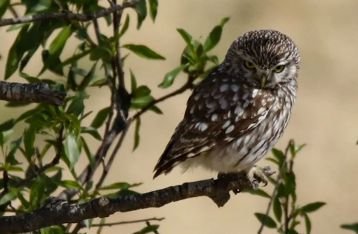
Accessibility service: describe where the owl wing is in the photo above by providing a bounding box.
[153,73,275,177]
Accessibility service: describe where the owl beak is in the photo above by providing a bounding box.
[260,74,268,88]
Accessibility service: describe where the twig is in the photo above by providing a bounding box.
[131,79,194,121]
[0,171,263,234]
[0,81,65,105]
[91,217,164,227]
[95,125,129,191]
[0,2,135,27]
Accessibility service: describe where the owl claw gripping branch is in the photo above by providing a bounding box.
[153,30,300,186]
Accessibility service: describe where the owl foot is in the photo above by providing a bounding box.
[246,166,275,189]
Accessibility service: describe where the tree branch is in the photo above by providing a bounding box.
[0,172,264,234]
[0,81,65,105]
[0,2,135,27]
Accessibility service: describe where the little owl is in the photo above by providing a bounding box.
[153,30,300,182]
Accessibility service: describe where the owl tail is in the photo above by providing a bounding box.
[153,140,188,178]
[153,141,175,178]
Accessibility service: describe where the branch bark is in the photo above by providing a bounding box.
[0,172,259,234]
[0,81,65,105]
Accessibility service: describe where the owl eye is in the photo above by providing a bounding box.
[243,61,256,70]
[273,64,285,73]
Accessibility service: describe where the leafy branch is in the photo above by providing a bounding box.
[254,140,326,234]
[0,2,135,27]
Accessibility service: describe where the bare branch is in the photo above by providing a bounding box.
[0,81,65,105]
[0,2,135,27]
[0,172,264,234]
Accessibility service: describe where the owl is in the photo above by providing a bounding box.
[153,30,300,180]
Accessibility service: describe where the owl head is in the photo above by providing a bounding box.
[223,30,300,89]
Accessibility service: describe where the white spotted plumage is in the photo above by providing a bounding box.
[153,30,300,178]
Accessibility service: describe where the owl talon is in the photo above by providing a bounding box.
[247,166,275,189]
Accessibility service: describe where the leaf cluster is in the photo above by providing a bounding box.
[253,141,326,234]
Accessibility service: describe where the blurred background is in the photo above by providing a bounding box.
[1,0,358,233]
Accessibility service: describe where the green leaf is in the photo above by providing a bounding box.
[41,50,63,75]
[254,213,277,228]
[177,28,193,46]
[131,95,154,109]
[290,142,306,157]
[0,119,15,132]
[29,177,45,207]
[81,127,102,140]
[39,226,65,234]
[0,188,19,206]
[271,148,285,166]
[89,45,112,62]
[91,107,111,129]
[159,65,185,88]
[24,127,36,157]
[5,25,29,79]
[133,117,141,150]
[150,105,163,114]
[119,14,130,37]
[148,0,158,21]
[67,92,86,116]
[0,119,15,145]
[131,85,154,109]
[287,229,299,234]
[6,21,61,78]
[78,62,97,90]
[248,189,271,199]
[204,17,229,52]
[0,0,9,18]
[100,182,142,191]
[341,223,358,233]
[130,70,138,92]
[59,180,82,190]
[49,25,72,57]
[133,85,151,97]
[285,171,296,196]
[62,49,91,66]
[135,0,147,29]
[6,138,22,165]
[64,133,81,169]
[123,44,165,60]
[134,224,159,234]
[303,213,312,234]
[4,165,22,172]
[300,202,326,213]
[273,196,282,221]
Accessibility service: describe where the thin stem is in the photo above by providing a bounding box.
[91,217,165,227]
[92,18,116,137]
[257,141,293,234]
[95,125,129,191]
[131,78,194,121]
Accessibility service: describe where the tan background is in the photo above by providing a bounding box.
[1,0,358,233]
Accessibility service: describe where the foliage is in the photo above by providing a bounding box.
[341,223,358,233]
[0,0,228,233]
[253,141,326,234]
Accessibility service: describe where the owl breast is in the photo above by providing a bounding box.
[182,85,295,173]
